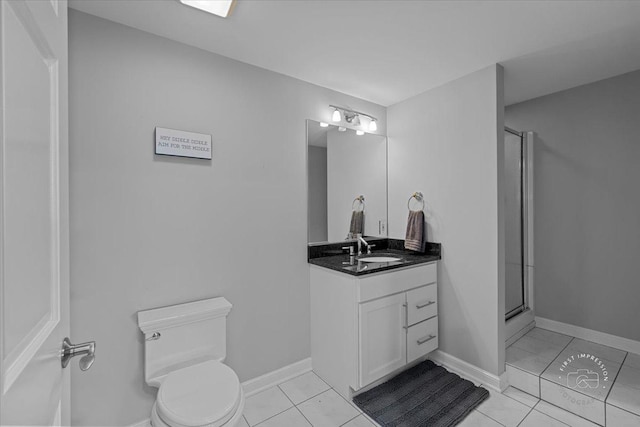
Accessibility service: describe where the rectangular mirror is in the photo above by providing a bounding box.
[307,119,388,244]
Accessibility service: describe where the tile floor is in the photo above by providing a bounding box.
[239,371,370,427]
[507,327,640,426]
[240,367,611,426]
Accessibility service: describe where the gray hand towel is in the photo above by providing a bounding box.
[349,210,364,237]
[405,210,425,252]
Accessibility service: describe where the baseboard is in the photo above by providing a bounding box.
[127,357,312,427]
[241,357,312,397]
[535,316,640,355]
[428,350,507,393]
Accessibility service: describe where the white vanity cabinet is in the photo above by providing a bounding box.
[310,262,438,399]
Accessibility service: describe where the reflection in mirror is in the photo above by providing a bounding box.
[307,119,387,244]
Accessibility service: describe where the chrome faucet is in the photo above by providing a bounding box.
[357,234,368,256]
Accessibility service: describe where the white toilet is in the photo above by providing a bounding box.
[138,297,245,427]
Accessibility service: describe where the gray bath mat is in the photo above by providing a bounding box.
[352,360,489,427]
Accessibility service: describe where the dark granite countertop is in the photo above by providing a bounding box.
[308,239,441,276]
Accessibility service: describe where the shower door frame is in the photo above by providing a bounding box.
[504,129,535,342]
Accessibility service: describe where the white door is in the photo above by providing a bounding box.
[358,293,407,387]
[0,0,71,425]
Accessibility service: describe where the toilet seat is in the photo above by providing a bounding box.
[155,360,243,427]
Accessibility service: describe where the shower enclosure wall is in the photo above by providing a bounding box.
[504,128,534,342]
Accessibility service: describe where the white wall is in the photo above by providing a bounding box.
[506,69,640,341]
[327,129,387,241]
[68,10,386,426]
[388,65,505,376]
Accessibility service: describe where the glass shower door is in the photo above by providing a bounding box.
[504,128,526,320]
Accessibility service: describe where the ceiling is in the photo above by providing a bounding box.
[69,0,640,106]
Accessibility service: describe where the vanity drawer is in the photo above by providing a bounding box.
[407,317,438,363]
[406,284,437,326]
[358,262,437,303]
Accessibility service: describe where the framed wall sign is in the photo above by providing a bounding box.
[155,127,212,160]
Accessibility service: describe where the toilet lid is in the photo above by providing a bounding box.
[157,360,241,427]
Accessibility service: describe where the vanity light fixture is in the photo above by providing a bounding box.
[319,122,329,127]
[329,105,378,132]
[356,130,365,136]
[179,0,236,18]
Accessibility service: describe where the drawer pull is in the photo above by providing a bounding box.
[417,334,436,345]
[416,301,435,309]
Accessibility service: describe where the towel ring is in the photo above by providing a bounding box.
[352,195,365,211]
[407,192,425,211]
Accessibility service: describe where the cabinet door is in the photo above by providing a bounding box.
[359,293,407,387]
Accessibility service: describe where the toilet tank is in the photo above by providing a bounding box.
[138,297,232,387]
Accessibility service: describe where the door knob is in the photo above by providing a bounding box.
[61,337,95,371]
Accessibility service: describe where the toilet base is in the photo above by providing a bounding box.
[151,390,245,427]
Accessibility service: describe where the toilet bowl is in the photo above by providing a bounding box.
[150,360,245,427]
[138,298,244,427]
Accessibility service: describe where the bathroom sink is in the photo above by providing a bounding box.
[342,254,406,273]
[358,256,402,263]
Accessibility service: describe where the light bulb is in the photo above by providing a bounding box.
[338,126,346,132]
[369,120,377,132]
[319,122,329,127]
[356,130,365,136]
[332,109,341,122]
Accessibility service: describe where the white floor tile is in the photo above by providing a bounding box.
[565,338,627,364]
[541,346,622,401]
[506,365,540,397]
[519,409,566,427]
[607,363,640,416]
[615,357,640,388]
[350,400,363,414]
[297,389,360,427]
[456,410,504,427]
[475,389,531,427]
[623,352,640,370]
[534,400,600,427]
[502,386,539,407]
[607,404,640,426]
[539,378,604,425]
[341,414,377,427]
[510,335,567,360]
[526,328,573,348]
[243,386,294,426]
[279,372,331,405]
[507,345,554,375]
[255,407,311,427]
